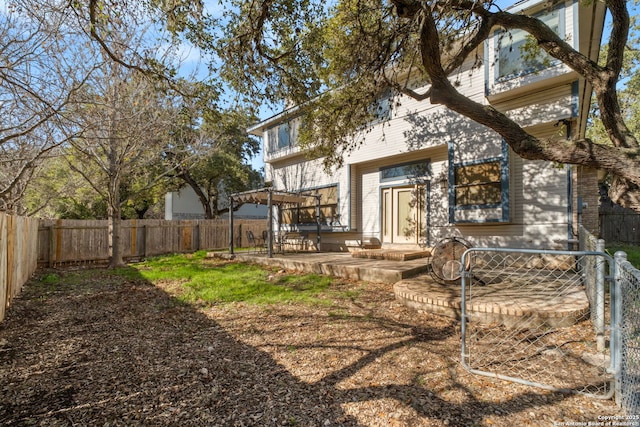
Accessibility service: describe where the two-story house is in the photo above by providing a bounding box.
[248,0,606,252]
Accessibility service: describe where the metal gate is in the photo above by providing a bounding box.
[460,248,618,399]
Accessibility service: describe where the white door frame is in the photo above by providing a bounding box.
[381,185,426,245]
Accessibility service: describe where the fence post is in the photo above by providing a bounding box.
[6,215,15,306]
[36,218,266,264]
[196,222,200,251]
[48,224,58,267]
[130,219,137,257]
[613,251,627,406]
[596,239,606,351]
[0,213,6,322]
[228,198,234,256]
[144,225,150,258]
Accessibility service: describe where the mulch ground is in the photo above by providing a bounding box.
[0,263,625,426]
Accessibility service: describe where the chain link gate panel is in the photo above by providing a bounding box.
[460,248,617,399]
[617,253,640,412]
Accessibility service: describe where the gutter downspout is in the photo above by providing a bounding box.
[566,120,575,250]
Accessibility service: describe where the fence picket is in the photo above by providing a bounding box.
[0,212,39,322]
[0,213,7,322]
[600,202,640,245]
[36,218,266,267]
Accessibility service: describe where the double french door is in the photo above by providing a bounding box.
[381,185,426,245]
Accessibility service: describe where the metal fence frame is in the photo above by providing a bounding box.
[578,224,640,412]
[614,251,640,412]
[461,239,640,410]
[460,247,617,399]
[579,226,607,349]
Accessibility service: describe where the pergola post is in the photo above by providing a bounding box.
[277,203,283,254]
[228,196,234,257]
[267,189,273,258]
[228,187,315,257]
[315,194,321,252]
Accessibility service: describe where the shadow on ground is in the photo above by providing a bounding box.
[0,266,622,426]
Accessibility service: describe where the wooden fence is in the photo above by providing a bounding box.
[37,218,267,267]
[600,201,640,245]
[1,212,39,322]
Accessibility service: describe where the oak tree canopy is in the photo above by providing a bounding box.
[215,0,640,212]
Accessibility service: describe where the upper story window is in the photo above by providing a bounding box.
[496,7,563,81]
[369,88,392,123]
[277,122,290,148]
[267,118,298,155]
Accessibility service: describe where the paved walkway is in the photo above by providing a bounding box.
[219,251,429,284]
[215,251,590,328]
[394,274,590,328]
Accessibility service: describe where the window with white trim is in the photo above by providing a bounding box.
[496,8,562,81]
[266,118,299,155]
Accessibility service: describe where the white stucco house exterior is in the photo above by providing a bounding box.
[248,0,605,252]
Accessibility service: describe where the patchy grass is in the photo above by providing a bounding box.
[120,251,355,306]
[39,272,60,286]
[606,244,640,268]
[3,254,624,426]
[31,269,128,296]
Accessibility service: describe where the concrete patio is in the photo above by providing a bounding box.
[214,251,431,284]
[212,250,591,328]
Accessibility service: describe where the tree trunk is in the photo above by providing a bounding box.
[609,176,640,213]
[180,171,214,219]
[107,170,125,268]
[107,197,125,268]
[415,9,640,212]
[107,105,125,268]
[135,206,148,219]
[209,186,220,219]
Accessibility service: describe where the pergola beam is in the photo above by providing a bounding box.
[229,187,321,257]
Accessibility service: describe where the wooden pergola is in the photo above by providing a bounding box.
[228,188,321,257]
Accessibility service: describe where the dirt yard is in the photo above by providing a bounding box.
[0,264,624,426]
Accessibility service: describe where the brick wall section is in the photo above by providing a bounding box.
[575,166,600,237]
